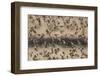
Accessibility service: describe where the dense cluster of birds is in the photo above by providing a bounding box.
[28,15,88,60]
[28,37,87,48]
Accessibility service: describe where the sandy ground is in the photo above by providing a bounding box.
[28,45,87,60]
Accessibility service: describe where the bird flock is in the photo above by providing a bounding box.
[28,15,88,61]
